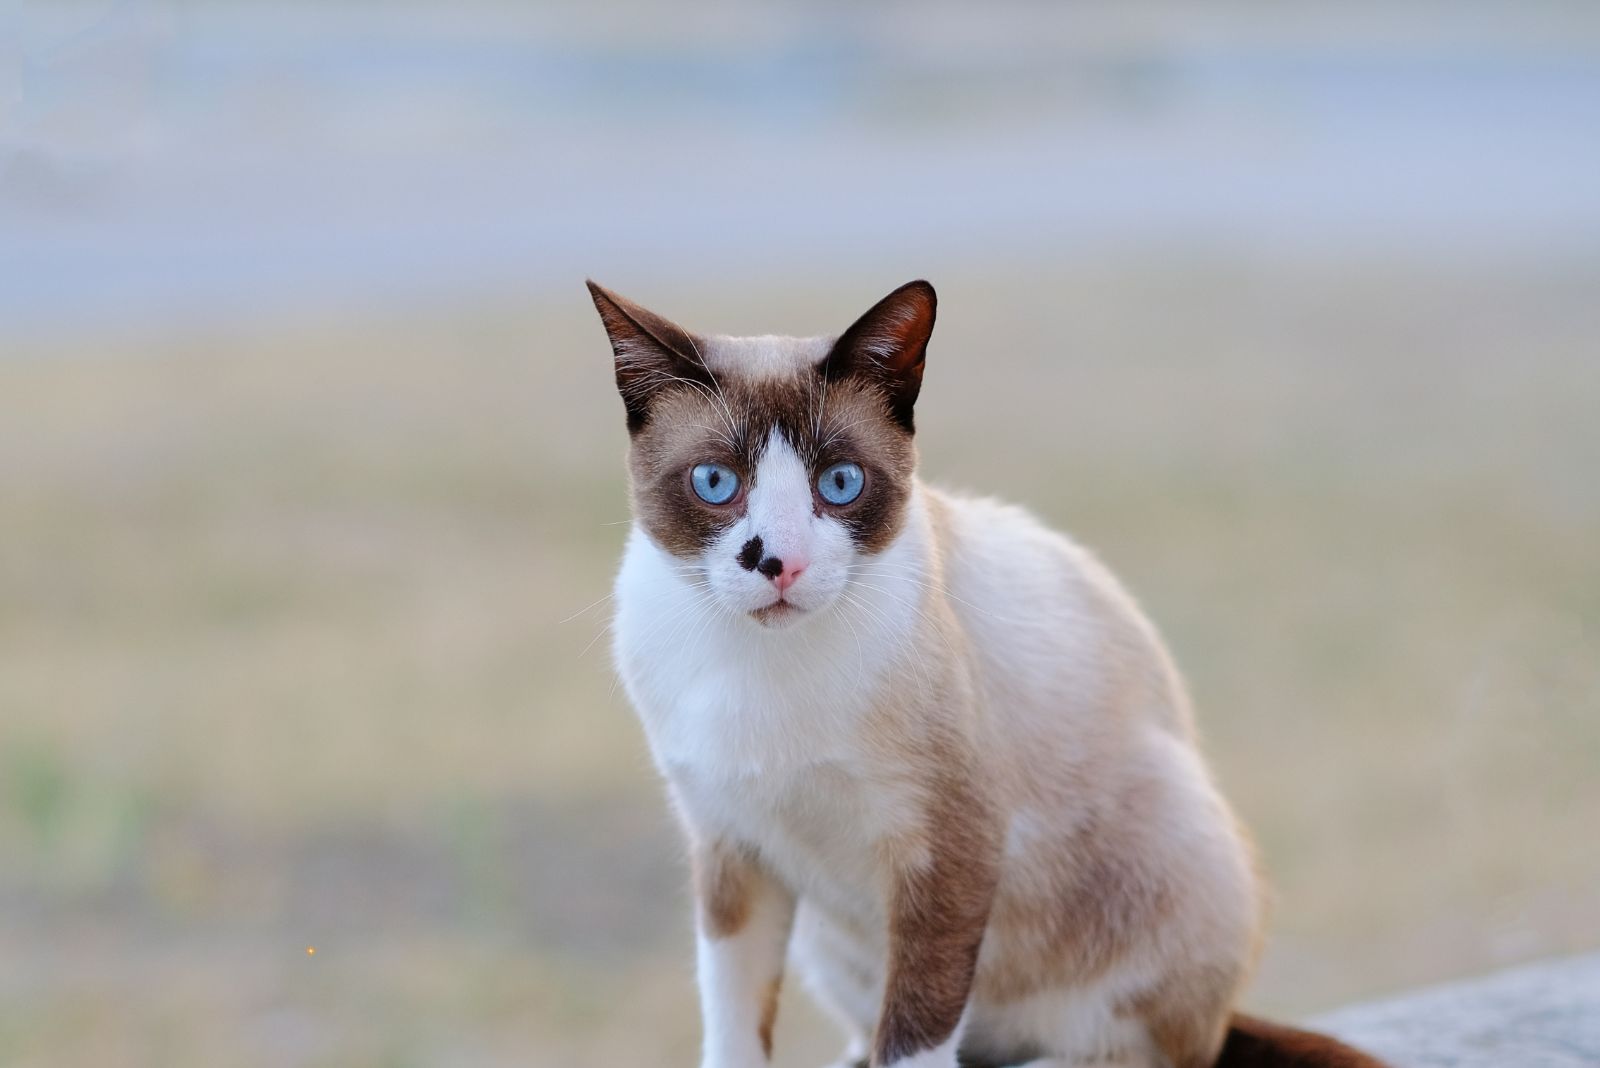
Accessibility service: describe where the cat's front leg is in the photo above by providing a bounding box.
[871,797,1000,1068]
[692,837,797,1068]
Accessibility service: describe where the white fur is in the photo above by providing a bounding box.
[700,334,832,381]
[696,879,795,1068]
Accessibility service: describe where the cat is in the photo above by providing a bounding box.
[588,279,1389,1068]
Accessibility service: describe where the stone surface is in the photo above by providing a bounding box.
[1314,953,1600,1067]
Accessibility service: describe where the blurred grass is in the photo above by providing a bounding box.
[1,257,1598,1067]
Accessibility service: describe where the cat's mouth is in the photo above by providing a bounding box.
[750,600,804,626]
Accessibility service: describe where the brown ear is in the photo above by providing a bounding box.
[820,280,936,433]
[586,280,713,434]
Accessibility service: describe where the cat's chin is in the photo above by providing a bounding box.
[749,601,807,628]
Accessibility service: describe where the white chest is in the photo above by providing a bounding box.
[611,530,928,915]
[675,757,897,921]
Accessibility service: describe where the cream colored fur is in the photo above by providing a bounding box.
[614,471,1260,1068]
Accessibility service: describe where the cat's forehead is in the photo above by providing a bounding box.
[698,334,833,381]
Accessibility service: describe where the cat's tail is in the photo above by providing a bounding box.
[1212,1013,1392,1067]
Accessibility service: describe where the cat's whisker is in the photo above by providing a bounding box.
[644,586,724,658]
[576,619,616,662]
[843,576,965,669]
[559,590,615,625]
[819,410,872,453]
[848,562,1021,624]
[683,332,743,448]
[578,589,709,663]
[622,366,743,450]
[828,591,870,697]
[578,576,717,661]
[838,584,938,702]
[680,423,741,450]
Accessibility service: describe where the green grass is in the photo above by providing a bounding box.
[2,257,1597,1066]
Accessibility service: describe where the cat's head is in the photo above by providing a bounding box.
[588,280,935,628]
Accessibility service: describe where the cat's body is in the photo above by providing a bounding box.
[618,482,1256,1067]
[590,281,1387,1068]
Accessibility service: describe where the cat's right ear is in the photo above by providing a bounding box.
[587,280,713,434]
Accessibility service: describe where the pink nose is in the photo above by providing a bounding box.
[771,561,807,594]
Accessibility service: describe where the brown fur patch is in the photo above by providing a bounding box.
[810,381,917,555]
[864,676,1003,1068]
[693,839,755,939]
[854,529,999,1067]
[627,388,749,558]
[757,973,783,1058]
[873,768,1001,1064]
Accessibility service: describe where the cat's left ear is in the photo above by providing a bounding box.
[820,280,936,433]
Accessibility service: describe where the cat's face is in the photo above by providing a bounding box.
[589,281,935,628]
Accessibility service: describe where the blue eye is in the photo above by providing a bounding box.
[817,462,865,505]
[690,462,740,505]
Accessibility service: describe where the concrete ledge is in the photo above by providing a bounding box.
[1312,953,1600,1067]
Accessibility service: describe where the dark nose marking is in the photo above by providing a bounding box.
[738,536,764,571]
[756,556,784,580]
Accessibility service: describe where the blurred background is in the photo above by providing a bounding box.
[2,2,1598,1066]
